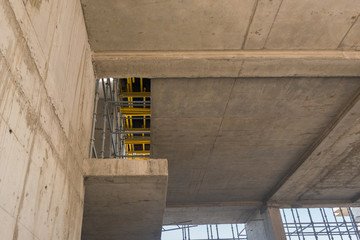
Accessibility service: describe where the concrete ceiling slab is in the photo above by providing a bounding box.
[151,118,221,144]
[269,87,360,205]
[82,0,360,51]
[340,19,360,50]
[151,78,360,212]
[82,159,168,240]
[265,0,360,49]
[82,0,360,78]
[243,0,283,49]
[151,143,212,203]
[81,0,254,51]
[152,78,234,118]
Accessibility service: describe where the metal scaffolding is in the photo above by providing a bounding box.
[89,78,151,159]
[161,208,360,240]
[162,224,247,240]
[281,208,360,240]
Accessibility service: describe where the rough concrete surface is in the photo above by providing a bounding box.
[246,207,286,240]
[81,0,360,51]
[164,205,258,225]
[82,158,168,240]
[269,87,360,203]
[3,0,360,238]
[0,0,94,239]
[93,50,360,78]
[83,0,360,79]
[151,78,360,223]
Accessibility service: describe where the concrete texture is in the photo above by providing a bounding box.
[82,0,360,78]
[246,207,286,240]
[81,0,254,51]
[0,0,94,239]
[82,158,168,240]
[164,205,259,225]
[4,0,360,237]
[269,87,360,204]
[81,0,360,51]
[93,50,360,78]
[151,78,360,223]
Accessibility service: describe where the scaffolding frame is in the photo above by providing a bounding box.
[281,207,360,240]
[162,224,247,240]
[89,78,151,159]
[161,208,360,240]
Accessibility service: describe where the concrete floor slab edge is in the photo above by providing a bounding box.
[83,158,168,177]
[82,158,168,240]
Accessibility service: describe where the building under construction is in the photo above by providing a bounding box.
[2,0,360,239]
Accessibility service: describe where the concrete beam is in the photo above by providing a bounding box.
[164,201,262,225]
[82,158,168,240]
[267,200,360,209]
[83,158,167,177]
[93,50,360,78]
[164,206,258,225]
[246,207,286,240]
[267,87,360,205]
[167,201,263,208]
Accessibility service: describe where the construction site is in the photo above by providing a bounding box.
[2,0,360,239]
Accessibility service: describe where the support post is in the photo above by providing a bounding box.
[246,207,286,240]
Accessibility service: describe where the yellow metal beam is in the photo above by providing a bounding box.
[127,151,150,154]
[121,92,151,97]
[125,140,150,145]
[124,128,150,131]
[123,113,151,117]
[120,108,151,114]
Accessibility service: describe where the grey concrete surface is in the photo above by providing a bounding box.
[269,87,360,204]
[81,0,360,51]
[151,78,360,223]
[93,50,360,78]
[246,207,286,240]
[81,0,254,51]
[81,0,360,230]
[82,158,168,240]
[164,205,259,225]
[5,0,360,238]
[0,0,94,239]
[82,0,360,78]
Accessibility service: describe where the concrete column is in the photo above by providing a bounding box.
[246,207,286,240]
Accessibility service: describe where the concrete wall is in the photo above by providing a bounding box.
[0,0,94,239]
